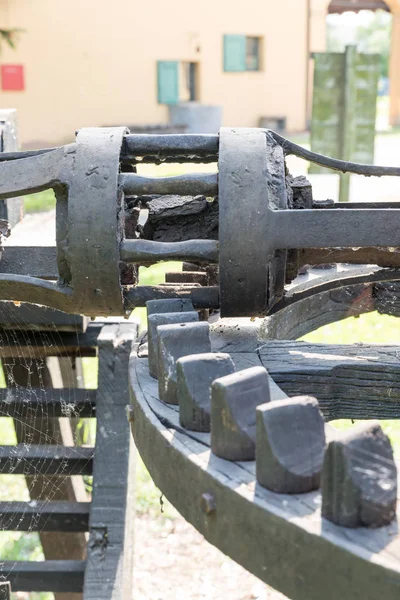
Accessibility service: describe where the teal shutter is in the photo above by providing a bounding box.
[157,61,179,104]
[223,35,246,72]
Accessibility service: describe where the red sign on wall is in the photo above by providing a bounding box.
[1,65,25,91]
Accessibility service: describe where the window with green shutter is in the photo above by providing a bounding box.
[223,35,246,72]
[223,35,262,72]
[157,61,179,104]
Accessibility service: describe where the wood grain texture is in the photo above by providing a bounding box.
[83,323,137,600]
[0,561,85,593]
[130,321,400,600]
[259,341,400,421]
[0,501,90,532]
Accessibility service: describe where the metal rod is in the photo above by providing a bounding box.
[120,239,218,264]
[0,147,57,162]
[123,285,219,310]
[273,208,400,250]
[119,172,218,197]
[271,131,400,177]
[123,131,400,177]
[122,134,219,163]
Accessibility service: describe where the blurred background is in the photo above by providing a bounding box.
[1,1,400,599]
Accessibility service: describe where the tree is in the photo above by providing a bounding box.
[327,10,392,77]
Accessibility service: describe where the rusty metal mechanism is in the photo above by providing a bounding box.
[2,126,400,599]
[1,126,400,316]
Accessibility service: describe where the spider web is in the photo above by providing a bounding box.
[0,302,98,600]
[0,206,98,600]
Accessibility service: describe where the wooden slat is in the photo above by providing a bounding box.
[0,300,88,332]
[0,322,105,358]
[0,501,90,531]
[3,356,89,600]
[0,445,93,475]
[0,560,85,593]
[0,581,10,600]
[83,323,137,600]
[259,341,400,421]
[0,388,96,418]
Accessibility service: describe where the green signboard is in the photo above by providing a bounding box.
[310,46,380,201]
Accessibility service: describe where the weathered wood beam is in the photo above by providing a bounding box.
[260,341,400,420]
[83,323,137,600]
[0,501,90,532]
[0,445,94,475]
[0,561,85,593]
[0,388,96,418]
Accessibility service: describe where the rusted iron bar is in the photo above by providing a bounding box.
[122,134,219,163]
[119,172,218,197]
[0,147,56,162]
[123,285,219,310]
[123,131,400,176]
[273,208,400,249]
[120,239,218,264]
[271,131,400,177]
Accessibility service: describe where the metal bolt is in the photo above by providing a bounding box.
[200,492,216,515]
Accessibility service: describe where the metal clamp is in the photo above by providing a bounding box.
[218,128,287,317]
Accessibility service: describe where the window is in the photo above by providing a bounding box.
[246,37,260,71]
[157,61,179,104]
[157,61,198,104]
[223,35,261,72]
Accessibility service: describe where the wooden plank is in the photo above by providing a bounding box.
[0,582,10,600]
[0,445,94,475]
[130,339,400,600]
[259,341,400,420]
[0,323,104,358]
[83,322,137,600]
[0,300,88,331]
[0,501,90,531]
[0,387,96,418]
[261,283,374,341]
[3,355,89,600]
[0,561,85,593]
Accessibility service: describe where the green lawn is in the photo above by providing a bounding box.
[24,189,56,214]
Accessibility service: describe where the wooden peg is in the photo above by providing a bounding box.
[147,311,198,379]
[256,396,325,494]
[177,352,235,432]
[322,421,397,528]
[157,321,211,404]
[211,366,270,461]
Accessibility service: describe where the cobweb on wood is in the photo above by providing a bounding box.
[0,300,98,600]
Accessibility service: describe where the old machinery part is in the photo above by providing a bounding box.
[0,127,400,316]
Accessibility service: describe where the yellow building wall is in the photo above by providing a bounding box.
[0,0,312,147]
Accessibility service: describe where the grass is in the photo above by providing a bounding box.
[24,189,56,214]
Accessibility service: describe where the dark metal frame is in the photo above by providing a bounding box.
[0,127,399,319]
